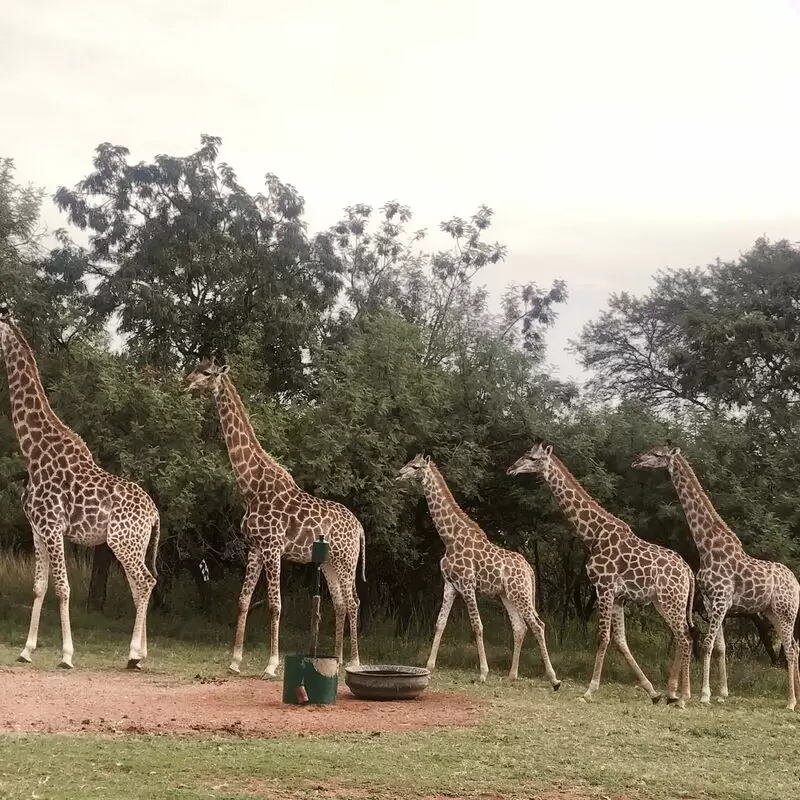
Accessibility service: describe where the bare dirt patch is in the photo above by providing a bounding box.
[219,782,638,800]
[0,667,483,737]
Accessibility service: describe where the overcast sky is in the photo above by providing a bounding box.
[3,0,800,381]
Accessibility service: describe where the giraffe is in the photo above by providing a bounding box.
[395,454,561,687]
[632,444,800,710]
[0,308,159,670]
[183,357,365,677]
[508,442,695,706]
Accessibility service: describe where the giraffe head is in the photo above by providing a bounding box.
[631,443,680,470]
[182,357,230,394]
[0,304,13,342]
[0,305,27,356]
[507,441,553,476]
[395,453,431,482]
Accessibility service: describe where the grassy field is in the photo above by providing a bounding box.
[0,553,799,800]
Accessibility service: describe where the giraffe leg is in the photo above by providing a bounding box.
[112,541,156,670]
[584,591,614,701]
[321,563,347,664]
[765,610,798,711]
[42,530,75,669]
[261,553,283,679]
[713,625,729,701]
[794,644,800,706]
[462,586,489,681]
[610,603,661,703]
[229,549,262,674]
[658,604,692,708]
[679,624,692,708]
[665,638,682,702]
[426,580,457,673]
[514,599,560,689]
[700,604,728,705]
[500,596,526,681]
[18,532,49,664]
[124,569,148,662]
[344,578,361,668]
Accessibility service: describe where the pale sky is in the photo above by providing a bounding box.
[3,0,800,381]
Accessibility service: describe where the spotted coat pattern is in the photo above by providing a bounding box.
[183,359,365,677]
[633,445,800,710]
[509,443,695,706]
[0,311,159,670]
[396,454,560,686]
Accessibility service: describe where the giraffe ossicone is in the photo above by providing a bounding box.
[0,308,160,670]
[396,453,561,688]
[183,357,365,678]
[633,444,800,711]
[509,441,695,707]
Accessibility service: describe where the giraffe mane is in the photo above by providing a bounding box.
[674,453,743,545]
[427,461,486,535]
[550,452,630,530]
[1,317,94,459]
[218,374,296,486]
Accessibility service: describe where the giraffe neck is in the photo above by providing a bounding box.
[542,455,622,545]
[0,321,92,466]
[668,453,742,558]
[421,463,484,548]
[213,375,295,499]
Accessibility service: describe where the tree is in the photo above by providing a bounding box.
[575,237,800,434]
[53,135,342,396]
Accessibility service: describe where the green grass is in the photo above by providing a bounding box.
[0,552,799,799]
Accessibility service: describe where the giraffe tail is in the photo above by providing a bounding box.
[359,524,366,583]
[148,514,161,580]
[686,568,702,659]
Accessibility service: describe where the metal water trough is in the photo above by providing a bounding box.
[344,664,430,700]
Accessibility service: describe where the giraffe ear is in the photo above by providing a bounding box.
[424,455,431,464]
[218,364,230,375]
[544,445,553,456]
[670,446,681,456]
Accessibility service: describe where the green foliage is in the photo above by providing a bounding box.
[54,136,341,395]
[576,237,800,429]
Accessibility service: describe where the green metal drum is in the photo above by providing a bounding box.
[281,654,339,705]
[312,535,329,564]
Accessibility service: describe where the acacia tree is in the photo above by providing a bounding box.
[319,201,567,363]
[53,135,342,396]
[575,237,800,434]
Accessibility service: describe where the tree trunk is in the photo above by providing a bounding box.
[749,613,779,666]
[86,544,115,612]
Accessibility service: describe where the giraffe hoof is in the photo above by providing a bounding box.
[552,680,562,692]
[126,659,142,671]
[16,654,32,664]
[665,696,678,705]
[57,661,74,670]
[715,696,726,704]
[228,664,241,675]
[651,693,662,705]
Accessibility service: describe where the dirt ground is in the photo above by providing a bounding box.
[0,666,483,736]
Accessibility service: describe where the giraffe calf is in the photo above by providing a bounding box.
[397,454,561,688]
